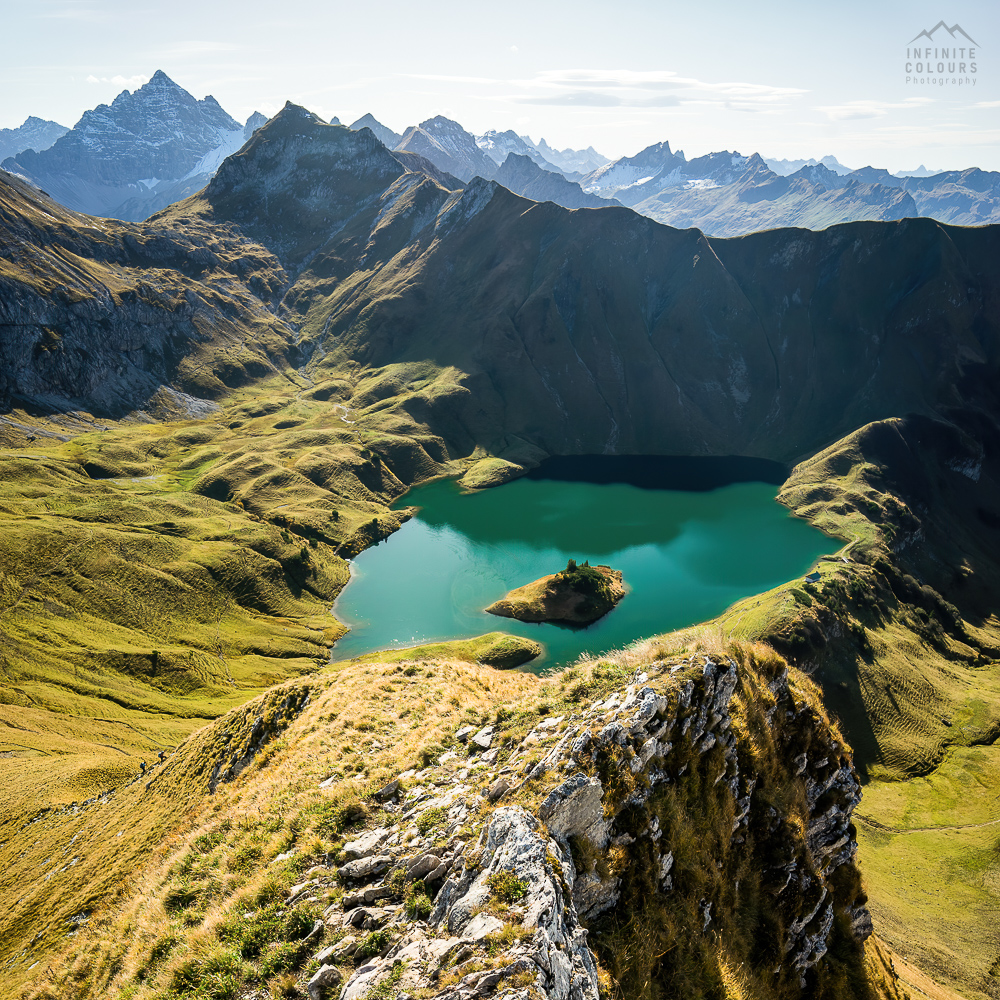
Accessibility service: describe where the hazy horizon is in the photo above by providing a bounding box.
[3,0,998,173]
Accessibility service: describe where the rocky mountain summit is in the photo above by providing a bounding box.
[1,71,264,222]
[0,115,68,162]
[476,130,564,175]
[493,154,616,210]
[396,116,499,184]
[530,138,610,176]
[350,113,402,149]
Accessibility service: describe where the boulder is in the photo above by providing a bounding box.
[343,826,390,860]
[338,854,392,881]
[486,777,510,803]
[406,853,442,880]
[471,726,495,750]
[307,963,342,1000]
[538,773,610,848]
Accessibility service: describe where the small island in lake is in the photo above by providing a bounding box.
[486,559,626,626]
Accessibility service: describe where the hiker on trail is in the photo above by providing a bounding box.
[157,750,165,763]
[140,761,146,774]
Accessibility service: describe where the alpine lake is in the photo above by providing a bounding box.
[332,457,839,670]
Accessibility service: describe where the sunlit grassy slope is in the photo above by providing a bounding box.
[11,636,907,1000]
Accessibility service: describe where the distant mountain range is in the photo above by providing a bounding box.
[765,155,854,176]
[1,71,265,222]
[0,116,69,162]
[3,71,999,232]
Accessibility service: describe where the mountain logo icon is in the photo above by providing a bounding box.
[908,21,979,45]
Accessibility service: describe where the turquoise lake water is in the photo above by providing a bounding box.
[331,476,838,669]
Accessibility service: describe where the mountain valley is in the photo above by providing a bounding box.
[1,94,1000,1000]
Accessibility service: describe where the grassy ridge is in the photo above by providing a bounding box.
[11,656,538,997]
[13,638,903,1000]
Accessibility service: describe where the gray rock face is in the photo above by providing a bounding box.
[435,806,601,1000]
[395,116,498,183]
[338,854,393,881]
[0,116,69,162]
[284,652,870,1000]
[494,154,618,211]
[343,826,390,860]
[538,773,609,848]
[471,725,495,750]
[0,168,291,417]
[306,963,342,1000]
[2,71,243,221]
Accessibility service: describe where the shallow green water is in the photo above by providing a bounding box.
[331,476,838,669]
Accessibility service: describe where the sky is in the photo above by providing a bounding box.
[2,0,999,172]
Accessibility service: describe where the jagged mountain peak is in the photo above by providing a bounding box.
[243,111,267,138]
[190,103,413,267]
[266,100,329,132]
[494,153,618,210]
[396,115,497,183]
[148,68,179,87]
[1,71,245,220]
[418,114,466,133]
[348,113,401,149]
[0,116,69,162]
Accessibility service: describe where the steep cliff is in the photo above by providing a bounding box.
[0,168,293,416]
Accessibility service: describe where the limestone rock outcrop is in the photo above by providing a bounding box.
[274,649,870,999]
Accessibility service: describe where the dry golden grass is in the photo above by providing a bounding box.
[13,655,538,998]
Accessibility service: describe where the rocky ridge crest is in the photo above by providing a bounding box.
[282,653,870,999]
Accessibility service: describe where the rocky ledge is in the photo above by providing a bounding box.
[486,560,625,626]
[274,647,872,999]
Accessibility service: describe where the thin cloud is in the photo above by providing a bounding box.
[85,74,148,89]
[513,68,807,113]
[529,69,805,100]
[520,91,682,108]
[407,74,502,85]
[818,98,934,121]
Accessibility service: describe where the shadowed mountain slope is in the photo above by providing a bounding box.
[493,152,618,209]
[6,102,1000,470]
[0,168,293,416]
